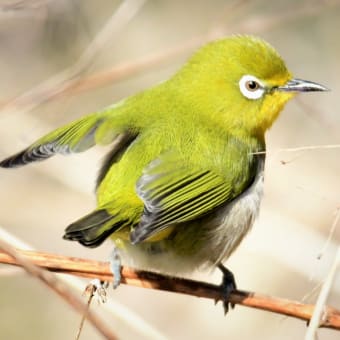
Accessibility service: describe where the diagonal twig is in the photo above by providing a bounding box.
[305,208,340,339]
[0,241,118,340]
[1,0,338,112]
[1,0,147,114]
[0,226,166,340]
[305,246,340,339]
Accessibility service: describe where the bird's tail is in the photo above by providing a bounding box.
[63,209,129,248]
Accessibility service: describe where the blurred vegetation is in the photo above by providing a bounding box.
[0,0,339,339]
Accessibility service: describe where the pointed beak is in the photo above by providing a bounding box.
[277,78,329,92]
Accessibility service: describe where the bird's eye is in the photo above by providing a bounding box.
[245,80,259,91]
[239,75,265,100]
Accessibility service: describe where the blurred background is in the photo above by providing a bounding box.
[0,0,339,339]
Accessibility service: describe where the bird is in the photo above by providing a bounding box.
[0,35,328,312]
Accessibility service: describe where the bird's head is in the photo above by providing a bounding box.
[172,35,328,138]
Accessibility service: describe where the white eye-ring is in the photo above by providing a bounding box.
[239,75,265,100]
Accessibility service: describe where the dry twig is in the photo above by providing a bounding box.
[0,242,118,340]
[0,249,340,331]
[1,0,146,114]
[305,209,340,339]
[305,246,340,339]
[0,226,165,340]
[1,0,338,112]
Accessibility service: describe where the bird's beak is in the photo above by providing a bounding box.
[277,78,329,92]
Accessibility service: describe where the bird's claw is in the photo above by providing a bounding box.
[83,249,121,302]
[218,264,236,315]
[84,278,108,303]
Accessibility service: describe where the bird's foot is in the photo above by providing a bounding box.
[84,278,108,303]
[83,246,122,301]
[217,264,236,315]
[109,247,122,289]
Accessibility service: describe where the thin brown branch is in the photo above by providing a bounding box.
[1,0,338,112]
[0,249,339,331]
[0,226,165,340]
[0,0,47,12]
[0,0,147,113]
[61,0,339,98]
[0,243,117,340]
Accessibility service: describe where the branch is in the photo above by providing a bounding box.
[305,209,340,339]
[0,243,118,340]
[0,249,339,331]
[0,226,166,340]
[1,0,338,112]
[1,0,147,113]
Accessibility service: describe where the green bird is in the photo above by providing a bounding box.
[0,35,327,311]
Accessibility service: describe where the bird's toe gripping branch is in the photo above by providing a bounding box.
[86,278,109,303]
[83,246,122,300]
[217,264,236,315]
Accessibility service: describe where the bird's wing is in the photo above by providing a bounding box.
[131,153,232,243]
[0,110,134,168]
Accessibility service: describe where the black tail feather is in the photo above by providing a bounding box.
[63,209,126,248]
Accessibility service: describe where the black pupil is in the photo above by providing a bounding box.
[247,81,258,90]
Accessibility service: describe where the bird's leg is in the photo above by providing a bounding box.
[85,246,122,300]
[110,245,122,289]
[218,263,236,315]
